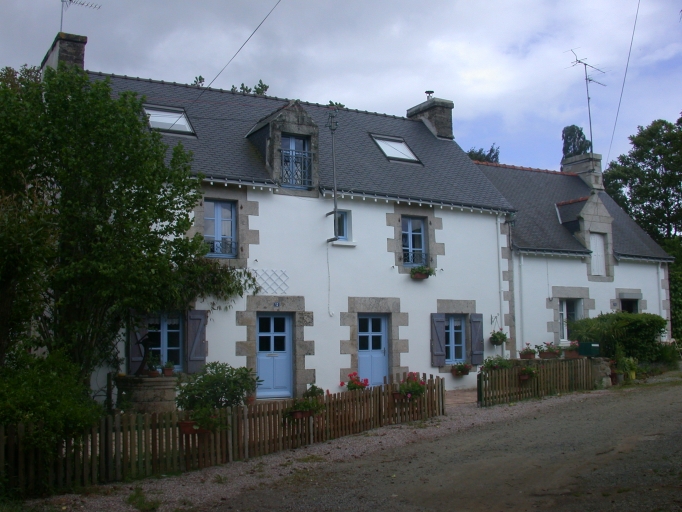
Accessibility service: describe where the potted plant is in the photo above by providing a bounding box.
[481,355,513,371]
[162,360,175,377]
[562,340,581,359]
[175,362,260,434]
[394,372,426,400]
[489,329,507,346]
[519,343,537,360]
[451,362,473,377]
[283,383,326,421]
[340,372,369,391]
[409,265,436,280]
[146,353,161,377]
[518,366,538,381]
[535,342,560,359]
[620,356,638,381]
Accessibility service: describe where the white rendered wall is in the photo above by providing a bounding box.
[201,188,509,392]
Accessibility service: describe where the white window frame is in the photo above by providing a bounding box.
[590,233,606,276]
[144,106,194,134]
[559,299,581,341]
[402,216,427,266]
[147,313,183,369]
[445,315,466,364]
[372,135,419,162]
[204,200,237,258]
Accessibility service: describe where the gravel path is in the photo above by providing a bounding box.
[25,371,682,512]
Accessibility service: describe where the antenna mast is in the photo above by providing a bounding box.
[60,0,101,32]
[568,49,606,160]
[325,109,340,243]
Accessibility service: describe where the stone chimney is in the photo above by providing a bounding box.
[560,153,604,190]
[406,97,454,140]
[41,32,87,75]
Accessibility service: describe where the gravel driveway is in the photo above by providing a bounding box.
[26,371,682,512]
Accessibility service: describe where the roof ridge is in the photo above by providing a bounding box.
[476,160,578,176]
[556,196,590,207]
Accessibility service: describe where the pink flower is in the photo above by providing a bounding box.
[339,381,345,387]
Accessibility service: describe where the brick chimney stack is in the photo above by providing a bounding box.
[41,32,87,75]
[406,97,454,140]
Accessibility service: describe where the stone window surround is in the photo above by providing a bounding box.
[235,295,314,398]
[546,286,595,344]
[189,183,259,268]
[435,300,476,374]
[610,288,647,313]
[340,297,408,382]
[386,204,445,274]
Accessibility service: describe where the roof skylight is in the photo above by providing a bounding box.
[373,136,419,162]
[144,107,194,134]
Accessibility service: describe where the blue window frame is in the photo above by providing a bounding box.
[204,200,237,257]
[280,135,312,188]
[402,216,427,265]
[147,313,183,369]
[445,315,466,363]
[336,211,349,240]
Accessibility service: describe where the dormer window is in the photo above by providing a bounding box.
[280,135,312,188]
[144,107,194,134]
[372,135,419,162]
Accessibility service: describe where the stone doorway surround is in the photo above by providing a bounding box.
[236,295,314,397]
[339,297,408,382]
[547,286,595,344]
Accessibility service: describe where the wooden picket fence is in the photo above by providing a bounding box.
[477,358,595,407]
[0,374,445,496]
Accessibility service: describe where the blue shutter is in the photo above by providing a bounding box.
[431,313,446,367]
[470,314,484,365]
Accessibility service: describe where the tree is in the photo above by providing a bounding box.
[561,125,592,160]
[467,143,500,163]
[230,80,269,95]
[192,75,204,87]
[0,65,258,380]
[328,100,345,108]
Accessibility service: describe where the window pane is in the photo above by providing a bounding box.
[147,331,161,349]
[145,108,194,133]
[259,317,271,333]
[167,331,180,348]
[149,348,161,362]
[359,335,369,351]
[371,335,382,350]
[371,318,382,333]
[374,138,418,161]
[167,350,180,366]
[454,345,463,360]
[359,317,368,333]
[281,136,291,149]
[166,315,180,330]
[258,336,270,352]
[273,317,286,333]
[204,219,215,238]
[221,220,232,238]
[336,212,346,239]
[204,201,215,218]
[274,336,286,352]
[445,345,451,360]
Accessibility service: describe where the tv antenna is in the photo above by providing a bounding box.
[60,0,101,32]
[567,49,605,158]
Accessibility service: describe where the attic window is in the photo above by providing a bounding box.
[144,107,194,134]
[372,136,419,162]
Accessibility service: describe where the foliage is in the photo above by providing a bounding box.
[657,342,681,367]
[398,372,426,399]
[340,372,369,391]
[303,383,325,398]
[451,362,473,374]
[192,75,204,87]
[563,340,580,352]
[146,352,160,371]
[619,356,638,373]
[535,342,560,354]
[283,396,325,421]
[0,65,258,381]
[175,362,260,429]
[0,349,102,453]
[481,355,513,370]
[410,265,436,277]
[230,80,270,95]
[467,143,500,163]
[569,312,667,361]
[489,329,508,345]
[518,366,537,377]
[519,343,537,355]
[661,238,682,340]
[561,125,591,160]
[328,100,345,108]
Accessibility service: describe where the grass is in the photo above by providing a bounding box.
[295,455,326,463]
[126,486,161,512]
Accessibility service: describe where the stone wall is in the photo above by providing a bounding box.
[116,376,177,414]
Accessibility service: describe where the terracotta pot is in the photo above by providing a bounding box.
[392,392,404,400]
[519,374,530,381]
[519,353,535,360]
[563,350,580,359]
[291,410,312,419]
[148,370,160,377]
[451,368,470,377]
[411,273,429,280]
[178,420,210,435]
[539,352,558,359]
[162,367,174,377]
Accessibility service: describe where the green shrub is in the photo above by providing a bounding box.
[570,312,666,361]
[481,355,513,370]
[656,342,680,367]
[0,349,103,453]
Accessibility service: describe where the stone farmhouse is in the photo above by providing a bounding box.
[42,33,672,397]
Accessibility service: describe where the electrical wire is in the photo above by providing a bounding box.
[606,0,640,166]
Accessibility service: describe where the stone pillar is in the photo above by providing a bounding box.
[115,376,177,414]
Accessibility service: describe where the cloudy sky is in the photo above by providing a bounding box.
[2,0,680,170]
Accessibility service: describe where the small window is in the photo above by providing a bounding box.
[621,299,638,313]
[280,135,312,188]
[144,107,194,134]
[372,136,419,162]
[445,315,466,363]
[559,299,580,340]
[336,211,350,241]
[204,200,237,257]
[147,313,183,369]
[402,216,427,265]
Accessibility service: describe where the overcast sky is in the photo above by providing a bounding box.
[2,0,680,170]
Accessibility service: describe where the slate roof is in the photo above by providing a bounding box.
[92,72,513,212]
[477,162,672,261]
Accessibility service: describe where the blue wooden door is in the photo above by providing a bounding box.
[358,315,388,387]
[256,314,292,398]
